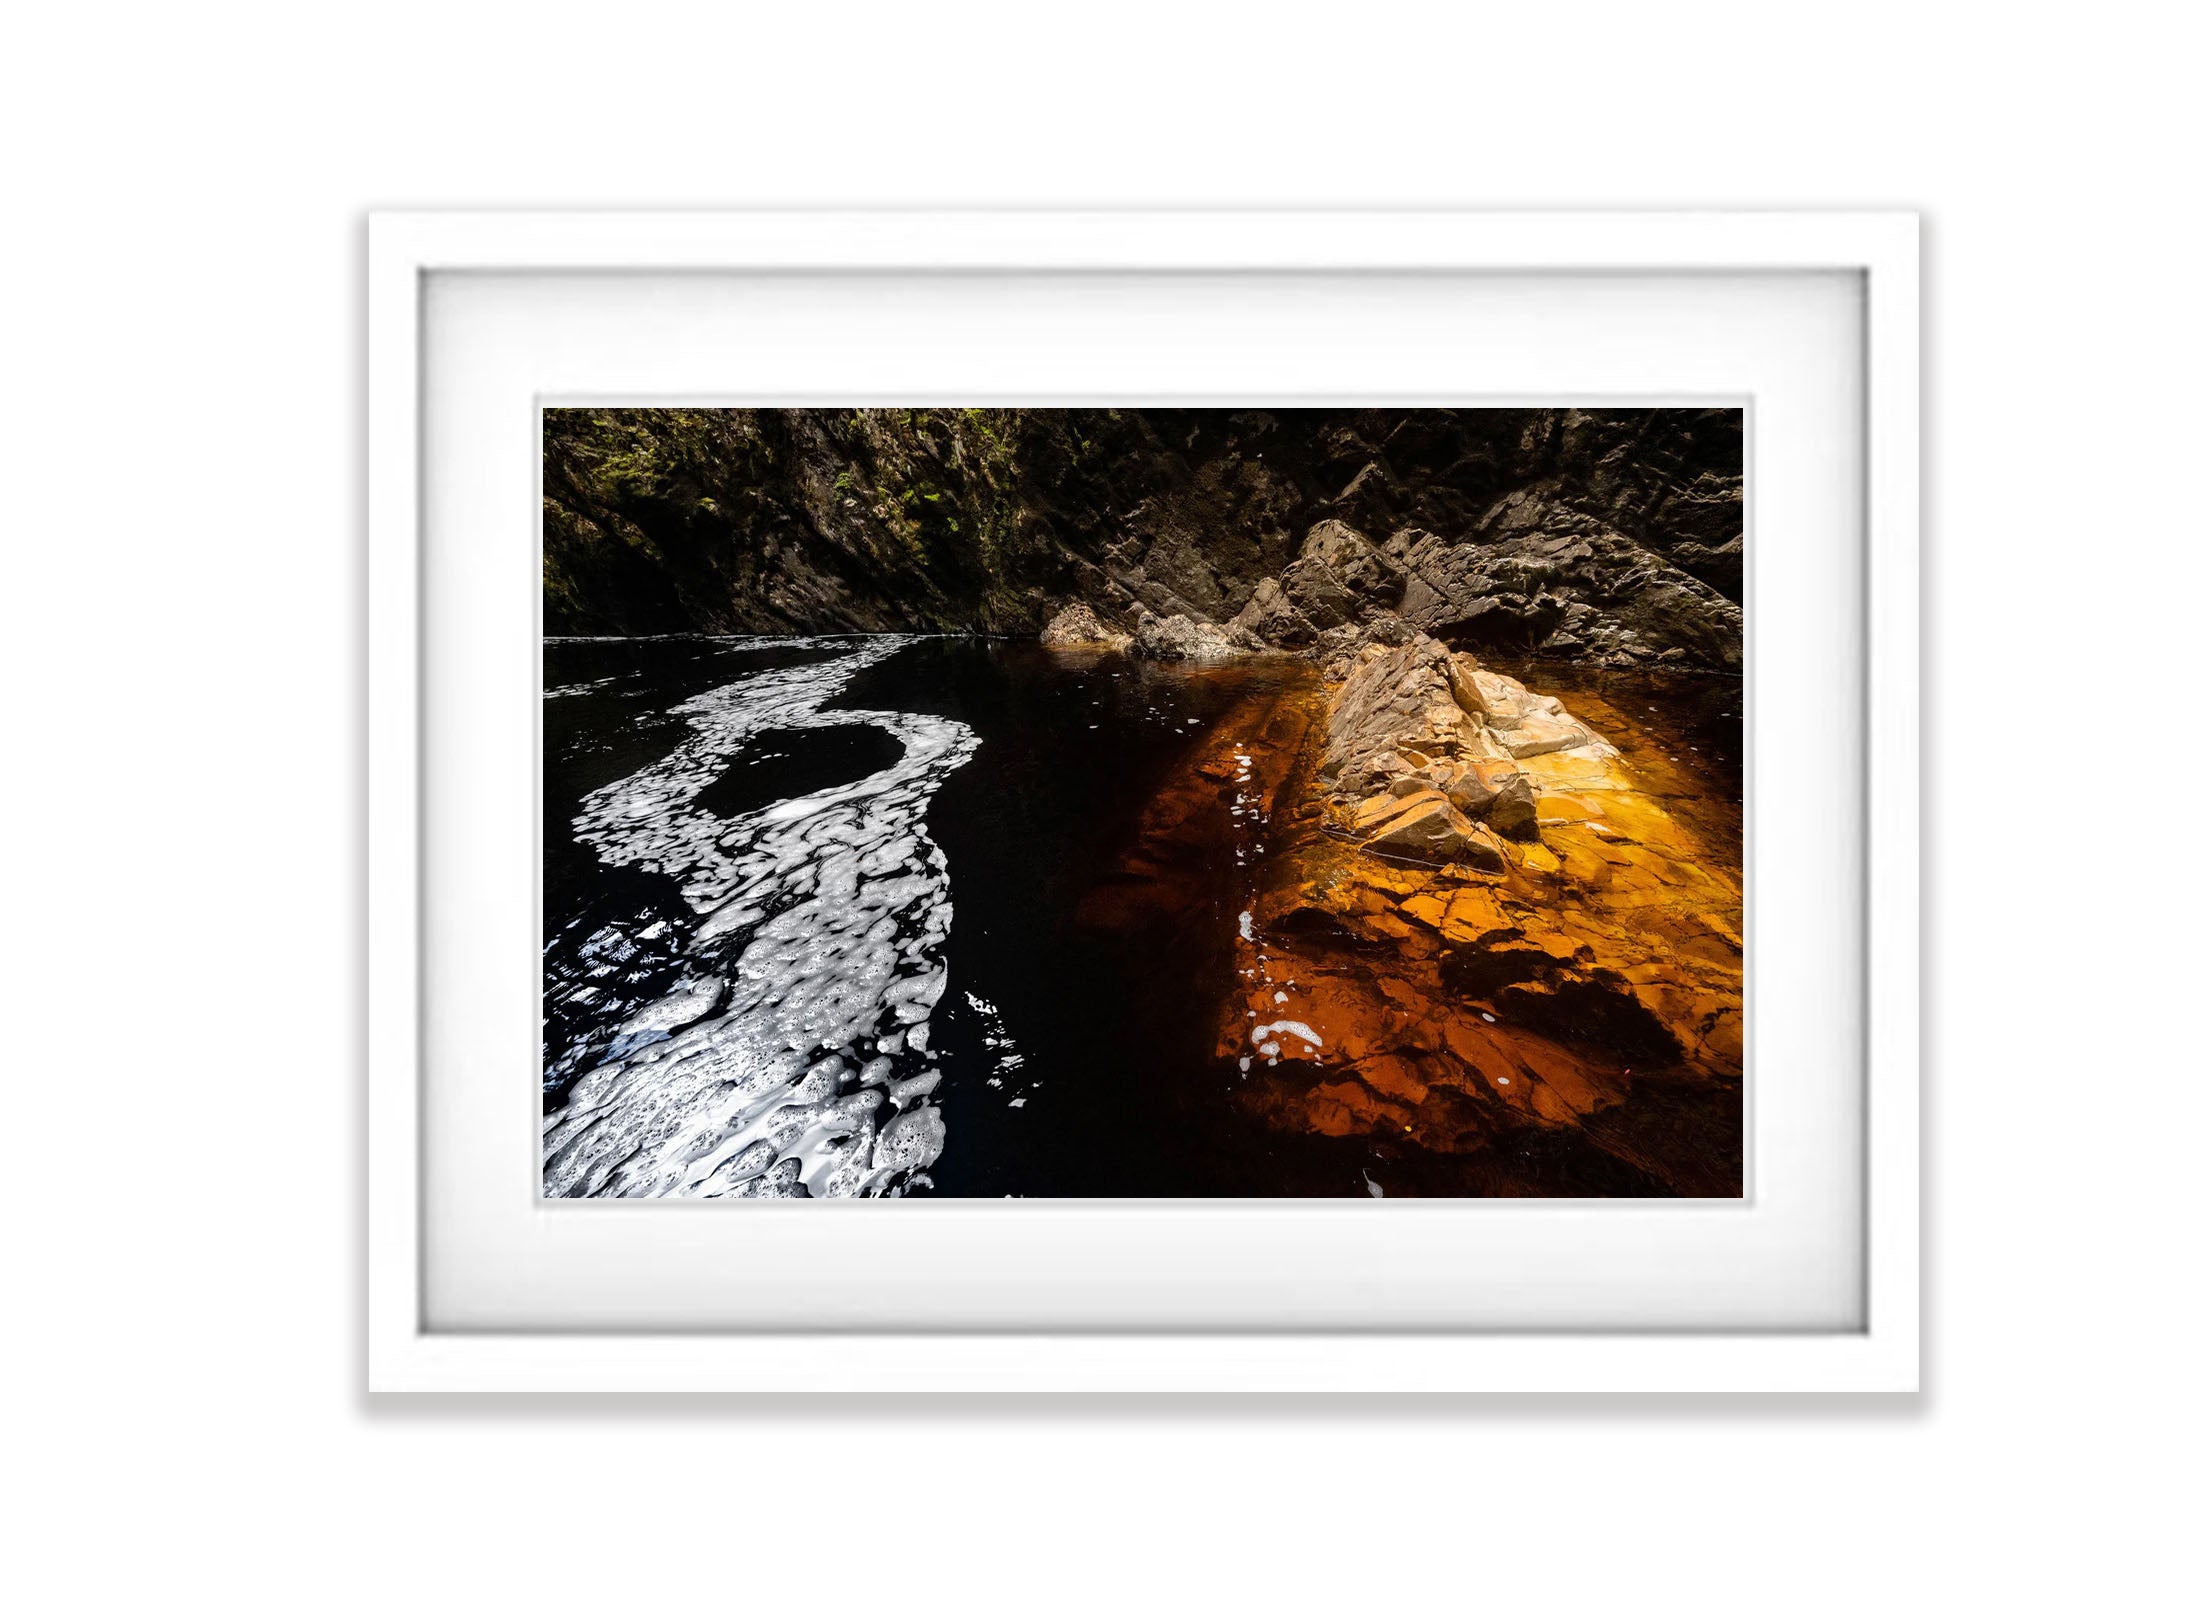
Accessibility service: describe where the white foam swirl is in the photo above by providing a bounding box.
[543,638,979,1199]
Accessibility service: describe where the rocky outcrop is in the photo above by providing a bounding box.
[1130,612,1255,662]
[544,407,1743,671]
[1225,517,1408,646]
[1228,578,1318,649]
[1054,620,1743,1195]
[1217,635,1744,1194]
[1279,518,1407,628]
[1389,503,1744,671]
[1345,790,1508,871]
[1313,630,1613,870]
[1038,601,1130,650]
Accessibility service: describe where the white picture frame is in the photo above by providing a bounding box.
[368,210,1918,1392]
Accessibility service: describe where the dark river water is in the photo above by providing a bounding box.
[544,636,1745,1200]
[543,634,1368,1199]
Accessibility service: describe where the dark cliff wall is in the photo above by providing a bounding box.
[544,407,1742,669]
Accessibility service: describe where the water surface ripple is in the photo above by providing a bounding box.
[543,637,980,1198]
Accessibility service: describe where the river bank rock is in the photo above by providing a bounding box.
[1049,621,1741,1193]
[1437,760,1541,838]
[1348,791,1508,871]
[1227,520,1410,648]
[1130,612,1258,662]
[1038,600,1131,650]
[1228,577,1318,649]
[542,407,1743,671]
[1314,628,1618,867]
[1217,642,1744,1194]
[1279,519,1407,628]
[1391,504,1742,671]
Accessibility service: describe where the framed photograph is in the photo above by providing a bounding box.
[368,210,1917,1391]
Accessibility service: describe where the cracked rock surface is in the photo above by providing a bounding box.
[1231,636,1744,1194]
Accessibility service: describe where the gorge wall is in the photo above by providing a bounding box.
[544,407,1742,671]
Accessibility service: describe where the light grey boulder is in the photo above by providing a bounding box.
[1039,601,1131,649]
[1130,612,1245,662]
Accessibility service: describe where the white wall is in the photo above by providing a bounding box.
[5,4,2189,1595]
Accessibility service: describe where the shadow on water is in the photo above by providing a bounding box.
[694,724,906,820]
[833,638,1371,1197]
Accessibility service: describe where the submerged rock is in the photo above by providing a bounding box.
[1217,638,1744,1194]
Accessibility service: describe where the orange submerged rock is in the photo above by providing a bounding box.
[1225,636,1744,1196]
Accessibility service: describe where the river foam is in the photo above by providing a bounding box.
[542,637,980,1199]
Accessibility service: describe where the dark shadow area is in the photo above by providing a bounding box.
[693,723,903,820]
[833,638,1335,1197]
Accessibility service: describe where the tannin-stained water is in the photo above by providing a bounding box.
[1208,648,1744,1199]
[543,635,1740,1198]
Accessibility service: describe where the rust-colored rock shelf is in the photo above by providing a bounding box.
[1104,630,1743,1197]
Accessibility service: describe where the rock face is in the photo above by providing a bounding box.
[1228,578,1317,649]
[1389,506,1743,672]
[543,407,1742,671]
[1277,518,1408,629]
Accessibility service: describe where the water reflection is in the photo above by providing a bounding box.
[541,636,1743,1198]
